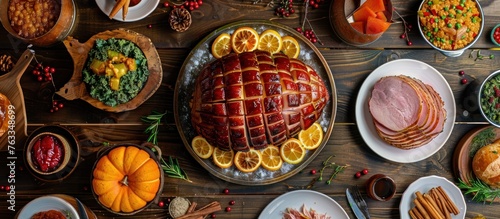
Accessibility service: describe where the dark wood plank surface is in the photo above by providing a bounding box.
[1,0,500,218]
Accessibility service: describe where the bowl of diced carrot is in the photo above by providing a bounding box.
[329,0,393,46]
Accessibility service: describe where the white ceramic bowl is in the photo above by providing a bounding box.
[17,195,80,219]
[417,0,484,57]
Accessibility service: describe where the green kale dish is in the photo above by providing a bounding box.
[83,38,149,107]
[481,74,500,125]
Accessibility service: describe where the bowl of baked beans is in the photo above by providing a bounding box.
[0,0,76,47]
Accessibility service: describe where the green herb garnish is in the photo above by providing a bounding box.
[317,155,350,185]
[469,127,496,157]
[143,111,191,182]
[457,176,500,203]
[141,111,167,145]
[160,155,191,182]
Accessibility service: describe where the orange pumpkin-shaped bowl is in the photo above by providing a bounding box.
[91,143,164,215]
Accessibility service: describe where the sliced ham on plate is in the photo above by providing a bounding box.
[368,75,446,149]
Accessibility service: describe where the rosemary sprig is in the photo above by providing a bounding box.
[469,127,496,158]
[457,176,500,203]
[141,111,166,145]
[161,155,192,182]
[143,111,191,182]
[326,164,350,185]
[317,155,349,184]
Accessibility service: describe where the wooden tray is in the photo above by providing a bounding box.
[453,125,500,202]
[56,29,162,112]
[0,49,34,150]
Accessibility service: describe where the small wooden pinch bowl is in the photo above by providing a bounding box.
[56,29,163,112]
[329,0,393,46]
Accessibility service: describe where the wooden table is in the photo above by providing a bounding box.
[1,0,500,218]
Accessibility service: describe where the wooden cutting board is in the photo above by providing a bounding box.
[0,49,34,151]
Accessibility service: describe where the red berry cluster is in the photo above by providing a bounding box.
[394,8,413,46]
[32,63,56,82]
[163,0,203,11]
[275,0,295,17]
[50,100,64,113]
[305,0,325,10]
[295,27,318,43]
[354,169,369,178]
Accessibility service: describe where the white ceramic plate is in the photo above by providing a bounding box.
[17,195,80,219]
[258,190,349,219]
[399,175,466,219]
[96,0,159,22]
[355,59,455,163]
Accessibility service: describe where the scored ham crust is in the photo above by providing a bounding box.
[368,75,446,149]
[191,51,329,152]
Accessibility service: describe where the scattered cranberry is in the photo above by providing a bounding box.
[0,185,4,190]
[223,188,229,194]
[225,207,231,212]
[167,198,171,203]
[158,201,165,207]
[163,2,169,7]
[229,200,235,205]
[407,41,413,46]
[400,33,406,39]
[5,185,10,191]
[211,213,216,218]
[459,70,465,76]
[461,78,468,84]
[50,100,64,113]
[147,24,152,28]
[355,172,362,178]
[310,169,317,174]
[361,169,369,175]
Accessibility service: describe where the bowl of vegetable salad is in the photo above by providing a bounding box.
[417,0,484,57]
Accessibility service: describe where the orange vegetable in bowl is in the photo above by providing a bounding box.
[349,0,391,35]
[92,145,162,214]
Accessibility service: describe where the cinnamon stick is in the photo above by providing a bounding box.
[187,202,197,213]
[175,201,221,219]
[416,191,442,219]
[413,198,430,219]
[424,193,445,219]
[436,186,459,215]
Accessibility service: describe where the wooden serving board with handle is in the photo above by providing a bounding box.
[0,49,34,151]
[56,28,163,113]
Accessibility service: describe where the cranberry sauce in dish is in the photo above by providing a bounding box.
[31,134,64,172]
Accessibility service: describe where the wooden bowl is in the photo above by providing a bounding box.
[23,125,80,183]
[90,143,164,215]
[25,132,72,176]
[56,29,163,112]
[453,125,500,202]
[329,0,393,46]
[0,0,76,47]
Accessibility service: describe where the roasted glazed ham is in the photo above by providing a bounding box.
[368,75,446,149]
[191,50,329,152]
